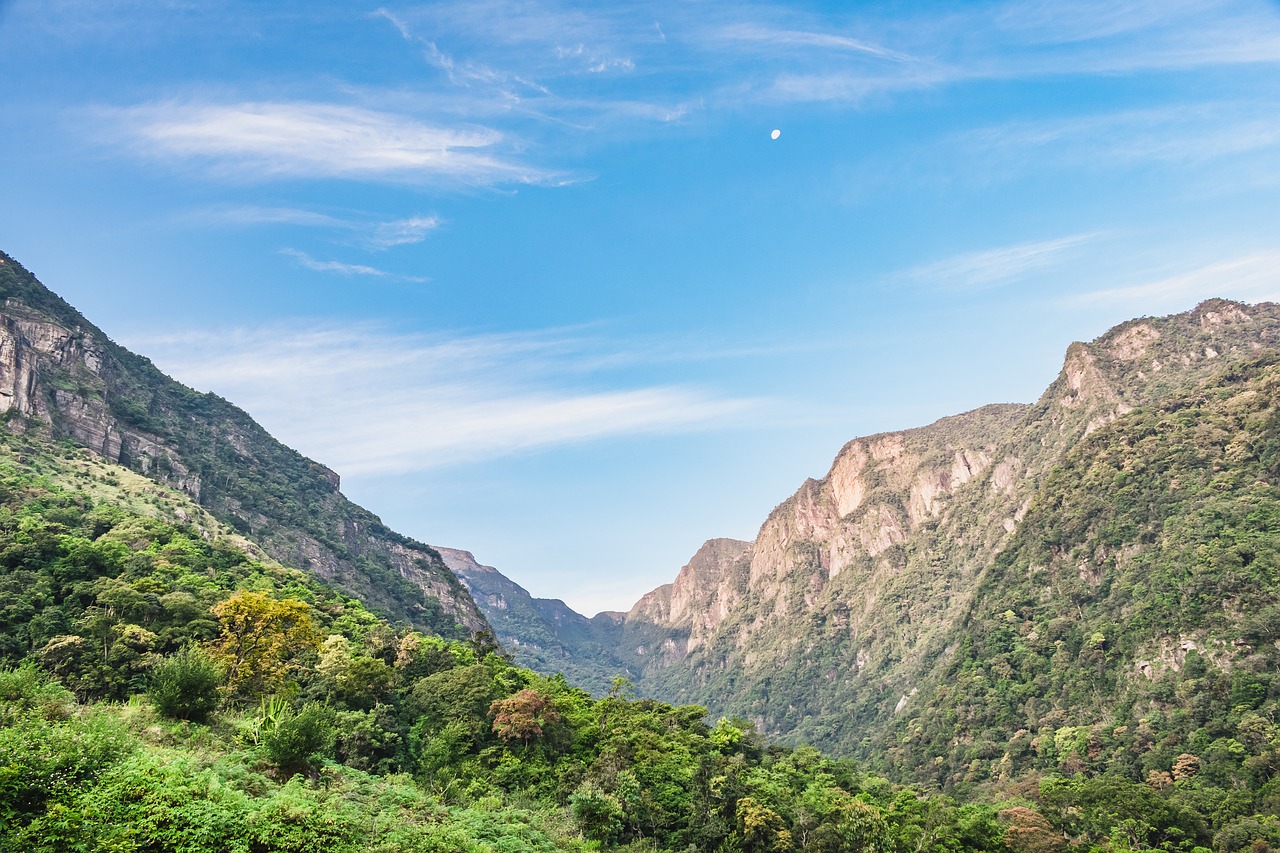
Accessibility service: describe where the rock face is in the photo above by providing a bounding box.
[627,538,753,658]
[0,250,486,636]
[611,298,1280,754]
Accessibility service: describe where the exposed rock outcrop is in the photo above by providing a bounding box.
[615,299,1280,753]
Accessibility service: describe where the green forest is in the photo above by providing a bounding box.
[4,253,1280,850]
[0,435,1000,852]
[2,420,1280,853]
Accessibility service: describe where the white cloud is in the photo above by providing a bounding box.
[366,215,442,250]
[960,105,1280,169]
[127,324,759,476]
[372,7,413,41]
[280,248,428,282]
[708,1,1280,105]
[715,22,914,62]
[183,205,347,228]
[988,0,1280,70]
[1068,252,1280,309]
[898,233,1104,291]
[106,100,555,185]
[181,206,443,251]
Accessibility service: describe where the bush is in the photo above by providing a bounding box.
[0,663,74,724]
[148,646,223,722]
[261,702,335,775]
[0,707,135,824]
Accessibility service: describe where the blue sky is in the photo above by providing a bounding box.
[2,0,1280,614]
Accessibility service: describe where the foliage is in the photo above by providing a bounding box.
[259,701,336,775]
[5,280,1280,848]
[491,688,560,747]
[0,250,480,637]
[210,590,321,699]
[148,644,224,721]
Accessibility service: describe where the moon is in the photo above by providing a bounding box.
[771,129,781,140]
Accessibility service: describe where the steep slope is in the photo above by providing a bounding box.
[889,350,1280,787]
[621,538,754,672]
[437,546,631,694]
[618,299,1280,759]
[0,250,484,637]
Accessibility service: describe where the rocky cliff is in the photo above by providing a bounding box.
[0,250,486,636]
[614,298,1280,755]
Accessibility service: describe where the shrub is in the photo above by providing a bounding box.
[0,663,74,724]
[0,708,134,825]
[148,646,223,722]
[261,702,335,775]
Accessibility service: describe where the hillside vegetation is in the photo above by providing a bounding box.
[5,386,1280,851]
[889,352,1280,793]
[6,250,1280,849]
[0,435,1019,852]
[493,302,1280,781]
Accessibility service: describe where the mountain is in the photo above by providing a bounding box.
[436,545,631,694]
[9,247,1280,850]
[891,345,1280,786]
[0,252,1049,853]
[0,250,484,637]
[462,299,1280,785]
[619,299,1280,767]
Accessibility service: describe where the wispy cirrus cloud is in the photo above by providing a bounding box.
[1067,252,1280,309]
[126,324,760,476]
[183,206,443,250]
[103,100,558,185]
[182,205,348,228]
[705,0,1280,105]
[988,0,1280,70]
[280,248,428,282]
[89,2,1280,180]
[714,22,913,62]
[370,4,663,123]
[959,104,1280,170]
[897,233,1105,292]
[366,215,442,250]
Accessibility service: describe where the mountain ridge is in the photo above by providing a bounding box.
[459,298,1280,772]
[0,249,486,637]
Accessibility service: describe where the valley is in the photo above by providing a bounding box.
[4,250,1280,850]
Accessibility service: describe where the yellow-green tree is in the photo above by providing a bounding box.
[208,591,320,699]
[316,634,393,709]
[736,796,792,853]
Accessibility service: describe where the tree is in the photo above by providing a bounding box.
[736,796,792,853]
[1000,807,1065,853]
[489,688,560,747]
[316,634,392,709]
[208,591,320,699]
[571,782,625,844]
